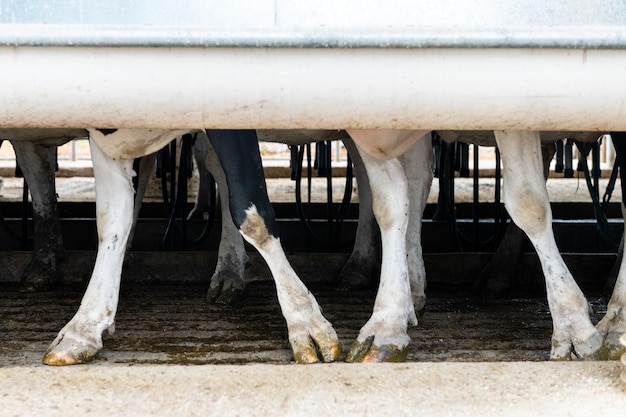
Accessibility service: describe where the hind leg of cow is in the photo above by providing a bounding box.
[207,129,340,364]
[494,130,602,360]
[335,137,381,289]
[198,134,248,304]
[11,141,64,292]
[474,142,557,297]
[400,134,433,315]
[126,152,157,254]
[595,132,626,359]
[344,131,429,363]
[43,138,134,365]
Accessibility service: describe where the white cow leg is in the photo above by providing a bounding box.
[399,134,433,314]
[494,130,602,359]
[241,216,341,363]
[345,142,414,362]
[43,139,134,365]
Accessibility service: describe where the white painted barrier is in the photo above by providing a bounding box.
[0,0,625,131]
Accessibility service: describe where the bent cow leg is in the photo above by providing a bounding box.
[206,129,341,364]
[494,130,602,359]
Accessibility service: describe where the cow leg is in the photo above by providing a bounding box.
[595,132,626,359]
[188,133,215,219]
[126,152,157,253]
[494,130,602,359]
[344,132,422,363]
[11,141,64,292]
[199,135,247,304]
[400,134,434,314]
[43,138,134,365]
[207,129,340,364]
[335,137,381,289]
[475,142,557,296]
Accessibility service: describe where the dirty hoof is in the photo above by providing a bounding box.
[345,336,408,363]
[206,271,245,305]
[19,273,58,292]
[19,258,60,292]
[595,332,626,360]
[42,337,100,366]
[290,325,342,364]
[293,340,342,364]
[596,307,626,360]
[550,330,604,360]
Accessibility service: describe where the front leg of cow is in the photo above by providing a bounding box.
[494,130,602,360]
[43,139,134,365]
[207,130,340,363]
[344,141,415,363]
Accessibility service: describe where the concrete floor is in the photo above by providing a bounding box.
[0,362,624,417]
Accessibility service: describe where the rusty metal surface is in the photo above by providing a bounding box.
[0,280,609,366]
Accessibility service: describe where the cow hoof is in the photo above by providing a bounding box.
[334,262,377,291]
[292,338,342,364]
[290,322,342,364]
[42,338,100,366]
[19,274,58,292]
[596,309,626,360]
[551,330,604,360]
[345,336,408,363]
[206,272,245,305]
[594,332,626,360]
[19,264,59,292]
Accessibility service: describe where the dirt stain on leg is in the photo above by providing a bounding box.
[239,206,274,249]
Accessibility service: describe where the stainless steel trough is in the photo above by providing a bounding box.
[1,0,626,130]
